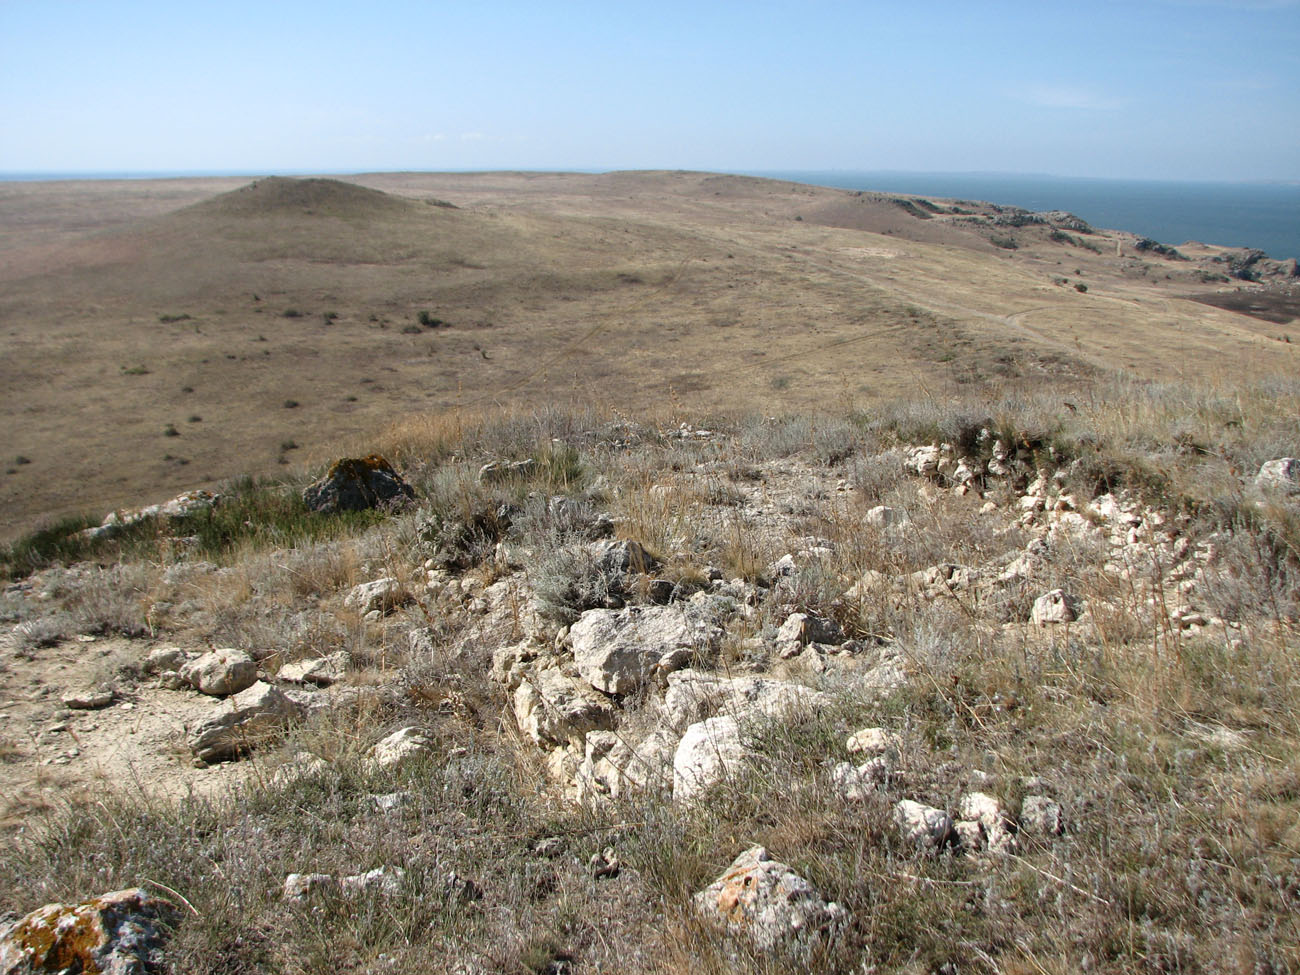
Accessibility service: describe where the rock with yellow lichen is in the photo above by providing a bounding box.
[302,454,414,513]
[0,887,180,975]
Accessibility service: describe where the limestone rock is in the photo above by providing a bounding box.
[477,458,537,483]
[1256,458,1300,494]
[278,652,348,686]
[845,727,901,758]
[302,455,414,513]
[282,873,336,902]
[663,670,829,731]
[179,648,258,696]
[894,799,956,848]
[957,791,1015,853]
[0,888,181,975]
[865,505,909,529]
[513,667,614,746]
[1020,795,1064,836]
[344,577,410,615]
[775,612,844,652]
[693,846,847,952]
[575,727,677,802]
[340,866,406,897]
[82,490,220,540]
[63,687,115,710]
[673,714,751,802]
[189,681,304,763]
[1031,589,1081,625]
[368,726,434,771]
[142,647,187,675]
[569,605,716,695]
[830,758,889,800]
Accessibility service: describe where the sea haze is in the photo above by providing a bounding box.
[756,171,1300,261]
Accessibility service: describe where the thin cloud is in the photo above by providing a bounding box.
[1013,85,1128,111]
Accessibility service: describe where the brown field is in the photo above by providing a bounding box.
[1,170,1294,539]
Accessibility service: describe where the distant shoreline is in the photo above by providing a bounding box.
[3,168,1296,260]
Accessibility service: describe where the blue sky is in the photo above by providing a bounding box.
[1,0,1297,179]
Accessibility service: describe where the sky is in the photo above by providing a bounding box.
[1,0,1297,180]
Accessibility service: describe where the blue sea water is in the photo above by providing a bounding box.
[753,171,1300,261]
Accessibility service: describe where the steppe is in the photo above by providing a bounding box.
[1,172,1298,974]
[2,171,1294,540]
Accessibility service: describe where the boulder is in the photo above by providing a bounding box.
[1256,458,1300,494]
[179,648,258,696]
[1031,589,1081,625]
[0,888,181,975]
[368,726,434,771]
[830,759,888,800]
[693,846,847,953]
[344,578,410,615]
[189,681,304,764]
[575,727,677,803]
[894,799,956,848]
[142,647,187,675]
[569,605,716,695]
[957,792,1015,853]
[302,455,414,513]
[513,668,614,746]
[663,670,829,731]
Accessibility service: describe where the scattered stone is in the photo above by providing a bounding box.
[674,714,752,802]
[302,455,414,513]
[282,873,336,903]
[477,458,538,483]
[775,612,844,654]
[894,799,956,848]
[278,653,348,686]
[189,681,304,764]
[693,846,847,953]
[0,887,181,975]
[62,687,115,710]
[142,647,187,675]
[588,846,621,879]
[1256,458,1300,494]
[845,727,901,758]
[344,577,410,615]
[958,792,1015,853]
[575,727,677,802]
[368,726,434,771]
[340,866,405,897]
[1031,589,1081,625]
[370,792,410,814]
[180,648,258,696]
[865,505,909,529]
[830,758,888,800]
[81,490,220,541]
[1020,795,1064,836]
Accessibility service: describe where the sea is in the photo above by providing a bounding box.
[752,171,1300,261]
[4,168,1297,261]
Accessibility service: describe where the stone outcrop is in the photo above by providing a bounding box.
[1031,589,1081,625]
[0,888,181,975]
[343,578,410,615]
[302,455,414,513]
[568,605,715,695]
[368,726,434,771]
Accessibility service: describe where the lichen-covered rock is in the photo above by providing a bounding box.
[0,888,180,975]
[693,846,847,952]
[189,681,304,764]
[179,648,258,696]
[302,455,414,513]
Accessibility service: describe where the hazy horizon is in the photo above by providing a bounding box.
[2,1,1297,181]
